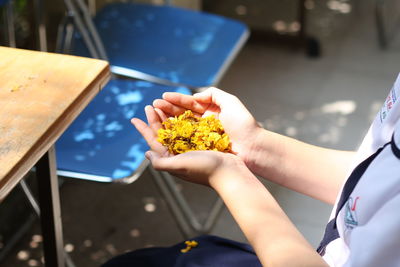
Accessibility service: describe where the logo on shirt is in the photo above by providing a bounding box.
[344,196,359,229]
[380,86,397,122]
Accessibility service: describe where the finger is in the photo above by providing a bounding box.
[131,118,166,154]
[146,150,187,173]
[193,87,238,109]
[153,99,186,116]
[153,99,204,118]
[192,87,215,103]
[144,105,163,134]
[203,109,220,118]
[145,151,169,170]
[154,107,168,122]
[162,92,208,114]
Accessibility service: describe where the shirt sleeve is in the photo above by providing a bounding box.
[343,193,400,266]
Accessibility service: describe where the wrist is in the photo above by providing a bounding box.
[208,155,253,190]
[243,128,273,175]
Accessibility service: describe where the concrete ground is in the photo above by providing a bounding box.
[2,0,400,266]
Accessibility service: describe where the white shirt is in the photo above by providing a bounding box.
[323,74,400,266]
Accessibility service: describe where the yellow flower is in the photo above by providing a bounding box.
[180,240,199,253]
[157,110,231,155]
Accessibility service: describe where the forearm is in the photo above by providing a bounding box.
[246,129,356,204]
[210,167,328,267]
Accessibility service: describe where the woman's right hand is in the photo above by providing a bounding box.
[152,87,264,169]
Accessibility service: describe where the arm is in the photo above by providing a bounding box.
[144,146,328,267]
[247,128,356,204]
[211,164,328,267]
[153,87,356,204]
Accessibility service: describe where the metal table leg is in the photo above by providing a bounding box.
[35,146,65,267]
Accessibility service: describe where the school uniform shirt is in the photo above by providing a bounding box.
[318,73,400,266]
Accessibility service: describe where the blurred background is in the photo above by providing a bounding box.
[1,0,400,266]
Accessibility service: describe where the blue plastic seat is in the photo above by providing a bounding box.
[56,79,190,183]
[65,1,249,88]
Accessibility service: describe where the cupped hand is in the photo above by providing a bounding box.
[152,87,264,166]
[146,149,245,187]
[131,105,245,187]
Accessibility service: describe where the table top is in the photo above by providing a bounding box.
[0,46,110,201]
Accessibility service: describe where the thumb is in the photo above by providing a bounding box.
[145,151,182,173]
[145,150,157,161]
[194,87,240,110]
[193,87,215,102]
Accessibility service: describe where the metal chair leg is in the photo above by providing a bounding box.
[375,0,388,49]
[162,171,224,233]
[149,167,225,238]
[56,12,76,54]
[33,0,47,51]
[202,196,224,232]
[19,179,76,267]
[149,168,195,237]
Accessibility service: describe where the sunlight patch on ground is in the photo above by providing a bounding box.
[321,100,356,115]
[262,100,359,145]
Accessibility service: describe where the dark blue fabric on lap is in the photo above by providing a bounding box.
[102,235,262,267]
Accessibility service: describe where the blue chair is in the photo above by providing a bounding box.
[55,0,249,237]
[55,79,224,237]
[61,0,249,88]
[54,80,225,237]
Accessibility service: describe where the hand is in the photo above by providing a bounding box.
[131,105,246,187]
[146,149,246,187]
[152,87,264,168]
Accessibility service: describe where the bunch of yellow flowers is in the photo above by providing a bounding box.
[157,110,231,155]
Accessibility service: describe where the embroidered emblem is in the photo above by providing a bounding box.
[380,86,397,122]
[181,240,198,253]
[344,196,359,229]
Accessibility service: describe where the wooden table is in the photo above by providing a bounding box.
[0,46,110,266]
